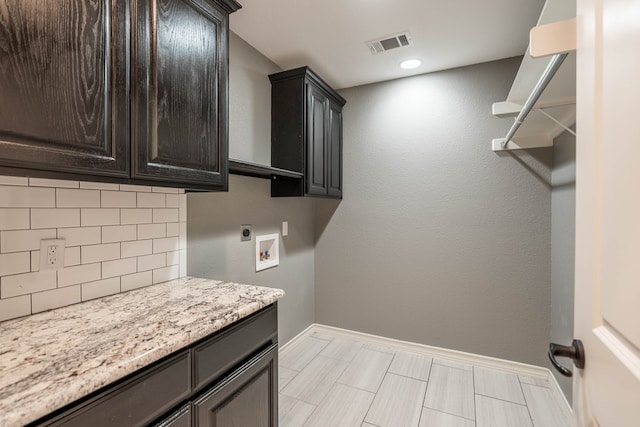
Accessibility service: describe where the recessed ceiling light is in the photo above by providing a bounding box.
[400,59,421,70]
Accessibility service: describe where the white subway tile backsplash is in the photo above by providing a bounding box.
[153,237,179,254]
[0,176,28,186]
[121,209,152,225]
[138,192,166,208]
[0,252,31,276]
[102,257,136,279]
[31,209,80,229]
[101,191,136,208]
[153,208,178,223]
[32,285,81,313]
[81,209,120,226]
[121,240,153,258]
[1,270,57,298]
[0,209,30,230]
[81,243,120,264]
[153,265,180,284]
[102,225,137,243]
[121,271,153,292]
[56,189,101,207]
[81,277,120,301]
[57,227,101,247]
[0,176,187,321]
[120,184,152,192]
[0,186,55,208]
[167,250,180,266]
[152,186,181,194]
[29,178,79,188]
[80,181,120,191]
[1,229,56,253]
[138,223,165,240]
[138,253,165,272]
[166,222,180,237]
[64,247,81,267]
[179,194,187,222]
[0,295,31,321]
[58,263,102,287]
[166,194,180,207]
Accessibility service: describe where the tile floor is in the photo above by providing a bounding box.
[278,330,571,427]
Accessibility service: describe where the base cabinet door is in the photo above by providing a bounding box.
[194,345,278,427]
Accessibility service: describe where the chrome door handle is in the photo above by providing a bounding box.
[548,339,585,377]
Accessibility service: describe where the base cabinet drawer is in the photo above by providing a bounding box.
[195,345,278,427]
[45,351,191,427]
[156,405,192,427]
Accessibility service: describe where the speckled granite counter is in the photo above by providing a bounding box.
[0,277,285,427]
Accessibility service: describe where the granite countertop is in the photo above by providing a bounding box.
[0,276,285,427]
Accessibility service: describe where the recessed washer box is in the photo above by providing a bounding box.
[255,233,279,272]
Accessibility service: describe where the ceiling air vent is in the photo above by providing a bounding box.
[366,32,413,55]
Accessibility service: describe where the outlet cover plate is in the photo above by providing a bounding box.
[40,239,66,270]
[241,225,252,242]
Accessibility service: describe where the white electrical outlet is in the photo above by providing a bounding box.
[40,239,66,270]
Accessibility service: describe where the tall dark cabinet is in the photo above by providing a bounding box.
[0,0,239,191]
[270,67,346,199]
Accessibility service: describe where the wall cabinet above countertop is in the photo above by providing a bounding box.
[0,0,240,191]
[270,67,346,199]
[0,277,284,427]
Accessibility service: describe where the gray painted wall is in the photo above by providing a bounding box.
[315,58,553,367]
[188,33,316,345]
[550,130,576,401]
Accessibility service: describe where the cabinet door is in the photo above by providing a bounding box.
[327,100,343,198]
[195,345,278,427]
[306,85,328,196]
[132,0,228,190]
[0,0,129,178]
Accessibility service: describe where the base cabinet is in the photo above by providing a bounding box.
[195,345,277,427]
[34,305,278,427]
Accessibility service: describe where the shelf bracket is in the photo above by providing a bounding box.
[530,18,577,58]
[492,135,553,152]
[535,108,577,136]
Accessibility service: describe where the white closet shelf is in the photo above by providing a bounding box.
[492,0,576,152]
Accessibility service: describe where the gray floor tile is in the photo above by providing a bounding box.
[280,336,330,371]
[521,384,571,427]
[518,374,551,388]
[304,383,374,427]
[424,364,475,420]
[279,394,316,427]
[389,350,432,381]
[319,336,364,362]
[279,366,299,391]
[338,348,394,392]
[433,357,473,371]
[419,408,476,427]
[474,366,526,405]
[476,394,533,427]
[281,355,349,405]
[364,373,427,427]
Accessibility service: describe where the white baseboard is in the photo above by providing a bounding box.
[279,323,573,415]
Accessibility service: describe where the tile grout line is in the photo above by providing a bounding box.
[474,391,530,407]
[518,375,537,423]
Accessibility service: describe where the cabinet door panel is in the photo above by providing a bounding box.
[132,0,228,189]
[195,345,277,427]
[307,86,327,196]
[327,101,342,198]
[0,0,129,177]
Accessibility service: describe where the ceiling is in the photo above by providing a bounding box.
[229,0,547,90]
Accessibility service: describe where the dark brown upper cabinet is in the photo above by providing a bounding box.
[270,67,346,199]
[0,0,240,191]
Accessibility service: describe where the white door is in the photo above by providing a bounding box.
[574,0,640,425]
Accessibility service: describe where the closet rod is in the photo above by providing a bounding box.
[501,53,569,148]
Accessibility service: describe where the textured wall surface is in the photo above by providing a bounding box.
[550,129,576,401]
[188,175,315,344]
[0,176,187,321]
[188,33,315,345]
[228,32,281,165]
[315,58,553,366]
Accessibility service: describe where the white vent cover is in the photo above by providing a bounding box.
[366,32,413,55]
